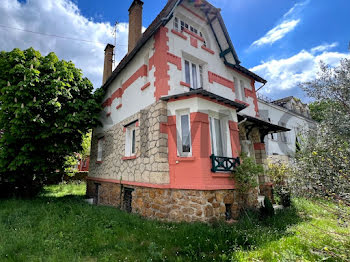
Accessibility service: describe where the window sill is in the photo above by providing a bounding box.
[201,45,215,55]
[180,81,191,88]
[175,156,195,162]
[171,29,187,40]
[96,161,103,164]
[122,156,137,161]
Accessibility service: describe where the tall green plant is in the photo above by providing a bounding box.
[232,153,263,194]
[0,48,104,197]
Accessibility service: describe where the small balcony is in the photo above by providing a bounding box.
[210,154,240,173]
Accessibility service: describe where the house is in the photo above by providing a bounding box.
[258,95,317,163]
[86,0,289,222]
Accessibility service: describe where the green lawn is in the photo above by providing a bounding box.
[0,182,349,262]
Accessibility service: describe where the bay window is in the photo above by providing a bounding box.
[209,117,224,156]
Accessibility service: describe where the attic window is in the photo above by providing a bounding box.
[174,17,206,45]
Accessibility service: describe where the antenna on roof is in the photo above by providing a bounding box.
[112,21,119,68]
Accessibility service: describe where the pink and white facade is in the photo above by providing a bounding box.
[87,0,288,222]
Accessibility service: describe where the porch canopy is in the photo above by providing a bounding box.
[238,113,290,142]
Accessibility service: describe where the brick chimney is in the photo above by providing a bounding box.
[128,0,143,53]
[102,43,115,85]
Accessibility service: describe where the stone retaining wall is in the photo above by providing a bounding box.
[87,179,258,223]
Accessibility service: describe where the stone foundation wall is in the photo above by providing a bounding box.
[89,100,169,184]
[87,179,258,223]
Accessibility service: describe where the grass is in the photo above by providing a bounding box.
[0,182,349,262]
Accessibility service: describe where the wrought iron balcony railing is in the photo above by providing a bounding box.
[210,154,240,173]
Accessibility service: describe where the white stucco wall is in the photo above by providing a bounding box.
[258,99,317,158]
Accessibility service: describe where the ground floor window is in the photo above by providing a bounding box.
[177,111,192,157]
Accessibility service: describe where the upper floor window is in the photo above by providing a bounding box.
[184,60,203,89]
[177,111,192,157]
[278,122,289,143]
[174,17,206,45]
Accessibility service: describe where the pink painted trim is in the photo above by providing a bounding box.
[141,82,151,91]
[116,104,122,110]
[123,127,126,133]
[190,37,198,48]
[171,29,187,40]
[201,45,215,55]
[86,177,236,190]
[167,52,182,70]
[234,99,249,107]
[180,4,206,22]
[122,156,137,161]
[135,121,139,127]
[180,81,191,88]
[95,161,103,164]
[175,157,196,162]
[182,28,205,42]
[208,71,235,91]
[254,143,265,150]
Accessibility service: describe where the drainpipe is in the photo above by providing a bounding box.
[256,82,266,93]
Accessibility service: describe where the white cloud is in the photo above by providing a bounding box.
[251,19,300,47]
[311,42,338,54]
[250,47,350,95]
[0,0,129,89]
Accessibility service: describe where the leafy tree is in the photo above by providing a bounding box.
[64,130,92,176]
[308,100,341,123]
[0,48,104,197]
[293,59,350,204]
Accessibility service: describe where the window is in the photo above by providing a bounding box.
[97,138,103,161]
[174,17,179,31]
[209,117,224,156]
[200,32,207,47]
[177,112,192,156]
[234,77,242,101]
[278,122,289,143]
[125,123,137,157]
[184,60,203,89]
[239,80,246,102]
[180,20,189,31]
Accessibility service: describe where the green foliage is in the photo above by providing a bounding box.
[232,153,263,194]
[64,155,79,177]
[0,183,349,261]
[295,59,350,204]
[63,130,92,176]
[267,161,292,206]
[0,48,104,197]
[309,100,338,122]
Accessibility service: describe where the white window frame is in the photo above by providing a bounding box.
[278,122,289,143]
[184,60,203,89]
[173,17,179,31]
[125,124,137,157]
[176,110,192,157]
[97,138,103,161]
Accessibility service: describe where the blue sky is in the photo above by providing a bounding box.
[1,0,349,101]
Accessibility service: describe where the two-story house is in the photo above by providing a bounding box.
[86,0,289,222]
